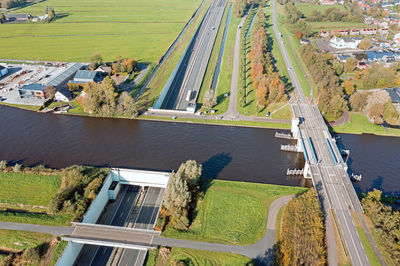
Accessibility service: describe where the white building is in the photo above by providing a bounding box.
[394,32,400,46]
[330,37,361,49]
[0,65,8,78]
[54,88,73,102]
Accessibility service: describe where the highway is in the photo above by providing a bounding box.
[75,185,140,266]
[162,0,226,111]
[117,187,165,266]
[271,0,369,265]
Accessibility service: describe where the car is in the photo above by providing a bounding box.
[266,112,271,117]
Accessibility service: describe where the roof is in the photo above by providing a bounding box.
[56,87,73,99]
[95,65,112,73]
[0,65,5,70]
[386,88,400,103]
[74,70,97,81]
[20,83,45,91]
[47,63,84,87]
[5,14,31,19]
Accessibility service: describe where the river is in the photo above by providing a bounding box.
[0,105,398,195]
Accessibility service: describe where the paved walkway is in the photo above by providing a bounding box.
[0,196,293,264]
[224,15,247,118]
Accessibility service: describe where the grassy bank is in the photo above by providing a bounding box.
[356,226,380,266]
[0,230,51,251]
[0,172,61,207]
[332,113,400,137]
[140,115,291,129]
[136,0,211,109]
[162,179,306,245]
[0,102,41,112]
[146,247,253,265]
[0,212,73,226]
[0,0,203,62]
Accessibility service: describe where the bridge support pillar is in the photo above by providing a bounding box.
[291,118,300,139]
[303,161,311,179]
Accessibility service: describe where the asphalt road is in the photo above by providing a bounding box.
[162,0,226,111]
[271,0,370,265]
[75,185,140,266]
[117,187,165,266]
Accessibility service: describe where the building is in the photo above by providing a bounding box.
[379,28,389,35]
[55,87,73,102]
[320,30,329,38]
[0,65,8,78]
[73,70,99,83]
[330,37,361,49]
[4,14,32,23]
[95,65,112,75]
[47,63,84,89]
[394,32,400,46]
[364,16,374,25]
[385,88,400,105]
[331,29,349,36]
[350,29,361,36]
[19,83,46,99]
[360,28,377,36]
[357,60,367,70]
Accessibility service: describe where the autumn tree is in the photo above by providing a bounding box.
[344,57,357,73]
[275,189,326,266]
[203,90,217,109]
[350,93,367,111]
[90,53,103,70]
[358,38,372,50]
[234,0,246,17]
[43,86,56,99]
[342,80,355,95]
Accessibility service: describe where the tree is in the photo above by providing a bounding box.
[0,13,5,24]
[44,86,56,99]
[163,172,191,230]
[358,38,372,50]
[368,103,385,124]
[234,0,246,17]
[344,57,357,73]
[115,91,138,118]
[203,90,217,109]
[90,53,103,70]
[176,159,202,190]
[342,80,355,95]
[295,31,302,40]
[122,58,137,74]
[350,93,367,111]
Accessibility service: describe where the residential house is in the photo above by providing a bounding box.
[95,65,112,75]
[0,65,8,78]
[394,32,400,46]
[357,60,367,70]
[331,29,349,36]
[385,88,400,106]
[19,83,46,99]
[364,16,374,25]
[320,30,329,38]
[379,28,389,35]
[330,37,361,49]
[360,28,377,35]
[55,88,73,102]
[73,70,99,83]
[350,29,360,36]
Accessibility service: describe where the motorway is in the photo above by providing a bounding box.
[271,0,370,265]
[116,187,165,266]
[161,0,226,111]
[75,185,140,266]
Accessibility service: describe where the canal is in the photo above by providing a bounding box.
[0,105,399,195]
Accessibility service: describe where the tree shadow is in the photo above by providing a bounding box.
[54,12,70,21]
[201,152,232,179]
[254,246,275,266]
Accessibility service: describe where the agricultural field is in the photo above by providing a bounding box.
[0,0,203,62]
[146,247,253,266]
[295,3,345,17]
[162,179,306,245]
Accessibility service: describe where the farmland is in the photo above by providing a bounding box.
[0,0,203,62]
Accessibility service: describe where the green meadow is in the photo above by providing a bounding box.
[0,0,202,62]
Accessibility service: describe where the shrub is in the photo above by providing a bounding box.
[13,163,21,172]
[0,160,7,170]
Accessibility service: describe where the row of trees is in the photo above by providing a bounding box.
[283,3,312,37]
[0,0,26,9]
[300,44,348,121]
[90,53,137,74]
[234,0,267,18]
[163,160,202,230]
[80,77,138,118]
[275,189,326,266]
[250,9,286,107]
[361,189,400,264]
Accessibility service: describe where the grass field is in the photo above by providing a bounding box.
[0,172,61,207]
[295,3,345,17]
[0,0,202,62]
[50,240,68,266]
[332,112,400,137]
[162,179,306,245]
[356,227,380,266]
[0,229,51,251]
[0,212,73,226]
[146,247,253,265]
